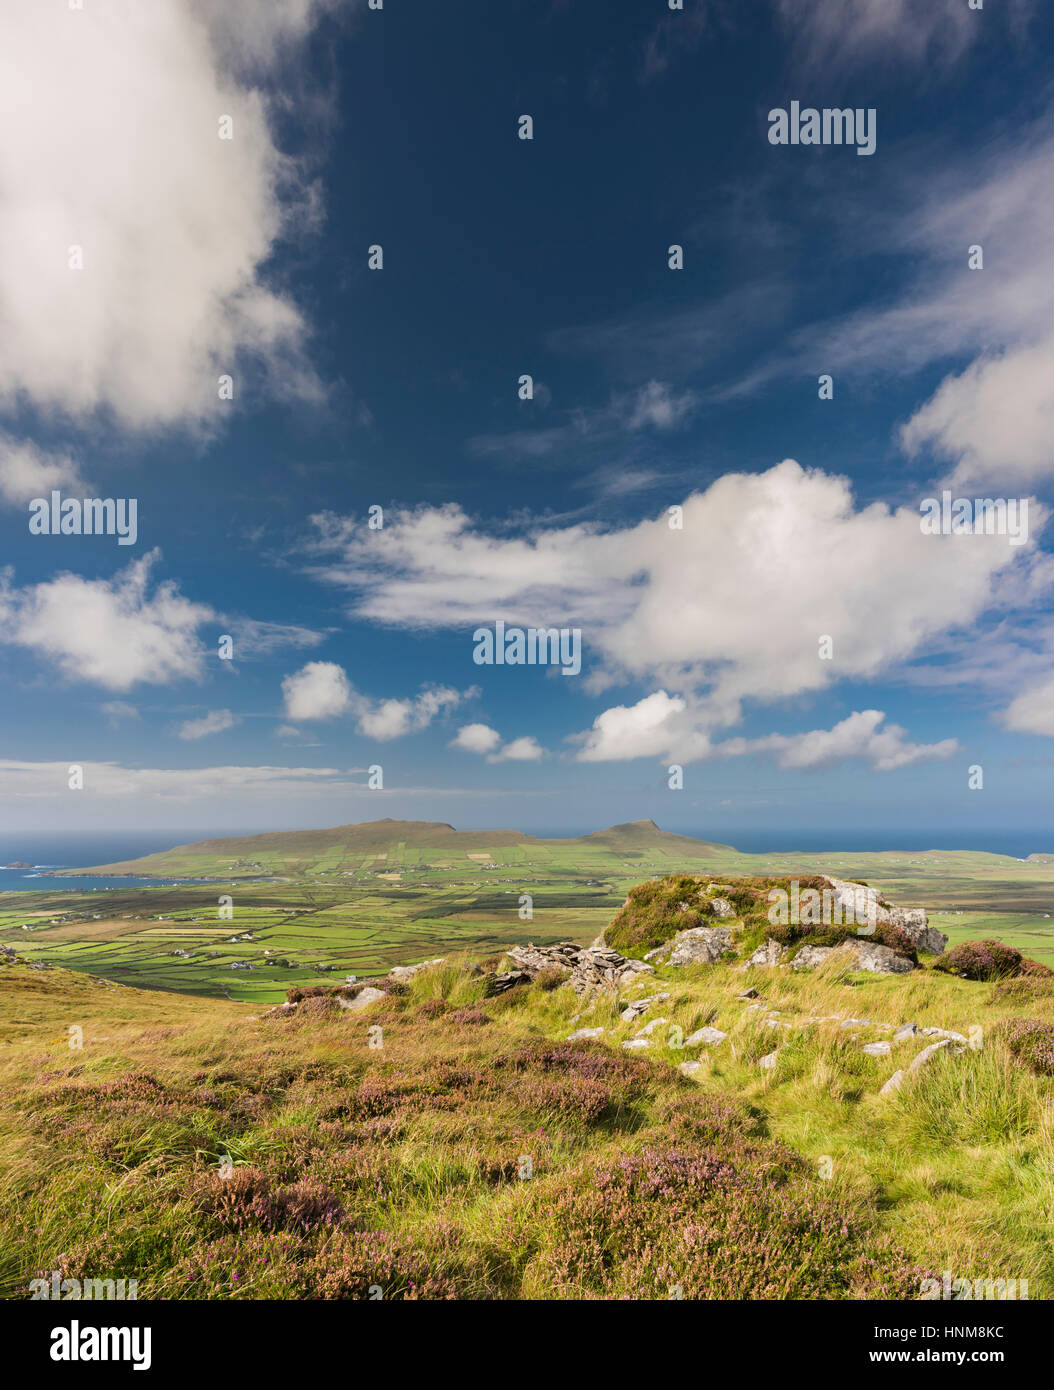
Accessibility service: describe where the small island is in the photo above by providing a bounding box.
[4,861,32,869]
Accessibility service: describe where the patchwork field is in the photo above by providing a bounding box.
[3,820,1054,1001]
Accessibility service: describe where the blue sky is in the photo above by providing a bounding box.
[3,0,1054,840]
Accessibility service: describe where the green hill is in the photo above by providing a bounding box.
[63,817,735,879]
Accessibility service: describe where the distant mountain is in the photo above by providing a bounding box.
[569,819,732,855]
[65,817,734,877]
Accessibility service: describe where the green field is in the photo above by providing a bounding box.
[4,819,1054,1001]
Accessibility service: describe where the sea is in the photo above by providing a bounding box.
[0,831,225,893]
[0,827,1051,895]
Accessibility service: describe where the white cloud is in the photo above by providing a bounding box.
[0,760,358,802]
[0,0,335,434]
[356,686,464,741]
[178,708,237,740]
[1002,677,1054,738]
[281,661,352,721]
[0,434,87,505]
[576,691,708,763]
[1,549,213,690]
[281,661,473,739]
[901,337,1054,491]
[718,710,959,772]
[309,460,1039,730]
[775,0,1033,71]
[451,722,502,754]
[101,700,139,726]
[576,697,955,770]
[488,736,545,763]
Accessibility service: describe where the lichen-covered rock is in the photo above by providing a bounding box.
[792,945,835,971]
[665,925,734,967]
[684,1026,727,1047]
[825,876,947,954]
[746,939,786,968]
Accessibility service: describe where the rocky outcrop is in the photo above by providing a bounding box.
[388,957,445,981]
[790,940,914,974]
[655,925,734,967]
[506,942,654,995]
[825,876,947,954]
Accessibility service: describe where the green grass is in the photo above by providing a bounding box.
[1,933,1052,1300]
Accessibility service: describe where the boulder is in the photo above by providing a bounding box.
[388,957,445,981]
[893,1022,919,1042]
[879,1069,905,1095]
[709,897,736,919]
[909,1038,966,1072]
[792,945,835,971]
[665,925,734,967]
[825,876,947,954]
[684,1025,727,1047]
[921,1027,968,1043]
[746,939,786,968]
[622,1038,652,1051]
[620,992,670,1022]
[862,1041,891,1057]
[842,941,915,974]
[567,1027,605,1041]
[678,1060,702,1077]
[759,1050,779,1070]
[634,1017,670,1038]
[337,985,386,1012]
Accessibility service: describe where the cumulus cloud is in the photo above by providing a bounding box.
[281,661,352,721]
[281,661,473,739]
[0,434,87,505]
[576,696,955,770]
[450,722,502,754]
[0,0,336,434]
[178,708,237,740]
[309,460,1039,728]
[576,691,709,763]
[717,710,958,772]
[1002,677,1054,738]
[0,549,213,690]
[488,736,546,763]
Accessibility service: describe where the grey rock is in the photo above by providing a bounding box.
[684,1025,727,1047]
[388,957,445,981]
[709,897,736,919]
[880,1069,905,1095]
[844,941,915,974]
[567,1027,605,1041]
[678,1060,702,1077]
[634,1016,669,1038]
[921,1027,968,1043]
[622,1037,652,1051]
[338,985,386,1012]
[862,1041,892,1057]
[620,992,670,1023]
[507,941,654,995]
[759,1050,779,1070]
[894,1022,919,1042]
[746,939,786,968]
[909,1038,966,1072]
[792,945,835,971]
[737,988,760,1000]
[666,925,734,968]
[825,876,947,954]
